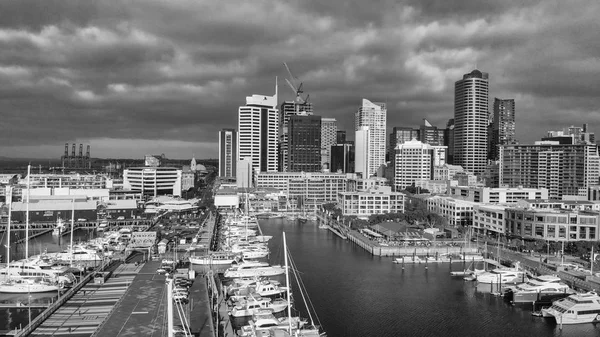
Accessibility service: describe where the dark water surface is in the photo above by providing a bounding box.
[260,219,600,337]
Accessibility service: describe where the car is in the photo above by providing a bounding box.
[173,290,190,297]
[173,294,188,301]
[174,297,189,305]
[172,325,186,333]
[156,268,168,275]
[175,278,193,286]
[162,258,176,265]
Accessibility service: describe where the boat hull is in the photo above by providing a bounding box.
[224,267,286,278]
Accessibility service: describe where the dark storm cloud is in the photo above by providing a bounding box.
[0,0,599,158]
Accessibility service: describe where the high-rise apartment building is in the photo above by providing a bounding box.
[499,142,600,199]
[393,139,434,190]
[355,127,370,178]
[489,98,516,160]
[288,114,322,172]
[237,87,279,175]
[454,69,489,174]
[218,129,237,179]
[321,118,338,169]
[419,119,445,146]
[279,100,313,171]
[355,99,387,178]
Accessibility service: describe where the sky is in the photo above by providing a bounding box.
[0,0,599,159]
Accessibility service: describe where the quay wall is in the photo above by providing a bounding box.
[347,231,478,256]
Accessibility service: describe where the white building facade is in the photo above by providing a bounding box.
[337,186,405,218]
[447,186,548,203]
[355,99,386,178]
[123,167,182,197]
[427,196,478,227]
[238,89,279,174]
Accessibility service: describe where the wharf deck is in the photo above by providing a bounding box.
[28,264,139,337]
[93,260,213,337]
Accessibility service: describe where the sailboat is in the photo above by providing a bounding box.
[279,232,326,337]
[0,167,62,293]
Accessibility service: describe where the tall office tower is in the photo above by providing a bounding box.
[238,85,279,175]
[454,69,489,174]
[321,118,338,169]
[218,129,237,179]
[355,126,370,178]
[394,139,435,190]
[419,119,444,146]
[288,114,322,172]
[488,98,516,160]
[278,100,314,171]
[499,142,600,199]
[445,119,455,164]
[336,131,347,144]
[355,99,386,177]
[330,143,353,173]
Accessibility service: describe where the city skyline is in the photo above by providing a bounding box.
[0,1,599,158]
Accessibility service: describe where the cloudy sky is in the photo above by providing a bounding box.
[0,0,599,159]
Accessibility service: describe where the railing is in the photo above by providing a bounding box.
[16,259,115,336]
[89,270,131,337]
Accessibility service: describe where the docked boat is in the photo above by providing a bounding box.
[223,264,285,278]
[52,218,67,236]
[0,278,62,293]
[476,263,527,285]
[393,256,425,264]
[541,291,600,324]
[46,244,103,262]
[229,279,288,300]
[188,252,239,265]
[504,275,574,303]
[237,309,307,337]
[229,296,288,318]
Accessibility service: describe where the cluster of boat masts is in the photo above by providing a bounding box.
[189,213,325,337]
[0,223,135,294]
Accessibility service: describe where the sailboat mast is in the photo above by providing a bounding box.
[6,186,11,280]
[70,198,75,267]
[591,245,594,276]
[25,164,31,259]
[283,232,292,334]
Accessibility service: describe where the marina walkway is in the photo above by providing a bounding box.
[93,260,213,337]
[29,264,139,336]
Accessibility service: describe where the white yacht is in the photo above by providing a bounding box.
[52,218,67,236]
[189,252,239,265]
[229,296,288,318]
[226,278,280,296]
[0,263,76,286]
[477,263,527,284]
[542,291,600,324]
[46,244,103,262]
[242,248,270,259]
[0,278,62,293]
[224,264,286,278]
[506,275,574,303]
[229,279,288,300]
[237,310,307,337]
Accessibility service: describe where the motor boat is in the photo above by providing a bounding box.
[229,279,288,300]
[237,309,307,336]
[189,252,240,265]
[504,275,574,303]
[541,291,600,324]
[476,263,527,284]
[0,278,62,293]
[52,218,67,236]
[224,264,286,278]
[229,296,288,318]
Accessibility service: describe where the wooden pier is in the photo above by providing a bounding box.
[1,219,154,233]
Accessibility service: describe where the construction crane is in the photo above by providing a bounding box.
[283,62,310,111]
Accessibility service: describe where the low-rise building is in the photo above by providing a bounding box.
[427,196,477,227]
[447,186,548,203]
[414,180,454,194]
[473,204,508,235]
[123,167,182,197]
[337,186,405,218]
[505,207,599,241]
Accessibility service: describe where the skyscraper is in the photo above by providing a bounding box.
[489,98,516,160]
[320,118,337,170]
[330,143,353,173]
[355,126,369,178]
[288,114,322,172]
[454,70,489,174]
[279,100,313,171]
[336,130,347,144]
[237,85,279,175]
[355,99,387,178]
[218,128,237,179]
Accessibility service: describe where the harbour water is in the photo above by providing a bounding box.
[260,219,600,337]
[0,229,96,333]
[3,222,600,336]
